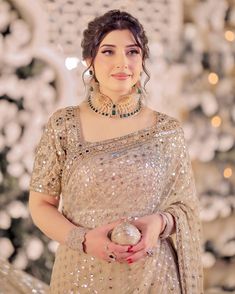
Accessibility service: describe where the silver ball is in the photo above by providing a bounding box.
[110,222,142,245]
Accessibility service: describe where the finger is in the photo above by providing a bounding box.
[104,218,126,230]
[117,251,134,260]
[103,255,116,263]
[103,250,126,264]
[103,244,140,263]
[102,219,126,238]
[129,236,146,252]
[125,249,147,263]
[130,220,145,231]
[109,254,130,264]
[107,240,130,253]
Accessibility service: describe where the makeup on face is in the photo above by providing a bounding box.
[92,30,143,98]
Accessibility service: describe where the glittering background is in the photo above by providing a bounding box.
[0,0,234,293]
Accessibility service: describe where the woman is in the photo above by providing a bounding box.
[29,10,204,294]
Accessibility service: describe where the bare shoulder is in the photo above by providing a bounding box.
[145,106,183,133]
[138,106,157,123]
[142,106,156,116]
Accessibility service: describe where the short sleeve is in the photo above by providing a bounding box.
[29,111,66,197]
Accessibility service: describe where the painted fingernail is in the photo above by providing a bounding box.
[127,258,133,263]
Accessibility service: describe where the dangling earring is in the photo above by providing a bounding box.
[88,68,95,91]
[89,78,99,92]
[88,68,99,85]
[133,81,142,94]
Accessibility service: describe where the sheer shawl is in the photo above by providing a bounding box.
[158,127,204,293]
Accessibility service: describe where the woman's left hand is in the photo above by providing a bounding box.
[124,214,163,264]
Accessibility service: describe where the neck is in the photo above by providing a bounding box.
[88,81,143,119]
[99,86,132,104]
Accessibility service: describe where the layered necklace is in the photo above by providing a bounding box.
[87,82,143,118]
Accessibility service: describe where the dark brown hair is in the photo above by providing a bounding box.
[81,10,150,90]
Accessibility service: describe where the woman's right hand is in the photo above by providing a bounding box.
[84,219,133,263]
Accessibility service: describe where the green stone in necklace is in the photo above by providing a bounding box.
[87,83,143,118]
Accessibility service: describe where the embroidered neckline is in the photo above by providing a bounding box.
[75,105,160,146]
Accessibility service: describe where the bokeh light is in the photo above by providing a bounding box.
[211,115,222,128]
[225,30,235,42]
[208,72,219,85]
[224,167,233,178]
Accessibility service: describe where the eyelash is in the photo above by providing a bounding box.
[101,49,140,56]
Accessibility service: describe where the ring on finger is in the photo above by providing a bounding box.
[146,248,154,257]
[108,252,117,261]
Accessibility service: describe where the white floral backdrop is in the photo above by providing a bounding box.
[0,0,234,292]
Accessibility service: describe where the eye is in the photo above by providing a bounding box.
[101,49,113,55]
[128,49,140,55]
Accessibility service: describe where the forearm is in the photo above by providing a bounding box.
[29,199,76,245]
[154,212,176,238]
[28,191,89,252]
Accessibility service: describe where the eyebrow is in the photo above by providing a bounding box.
[100,44,140,48]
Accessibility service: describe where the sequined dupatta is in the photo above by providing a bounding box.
[158,127,204,294]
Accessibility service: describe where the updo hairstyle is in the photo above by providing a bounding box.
[81,10,150,90]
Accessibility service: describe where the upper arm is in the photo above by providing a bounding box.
[29,191,60,209]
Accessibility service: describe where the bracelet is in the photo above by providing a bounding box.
[158,212,174,239]
[65,226,90,252]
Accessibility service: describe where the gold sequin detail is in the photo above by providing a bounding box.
[30,106,203,293]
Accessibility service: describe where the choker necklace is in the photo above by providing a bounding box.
[87,82,143,118]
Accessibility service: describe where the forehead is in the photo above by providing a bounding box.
[99,29,137,46]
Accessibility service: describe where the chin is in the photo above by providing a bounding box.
[111,83,133,91]
[114,87,132,94]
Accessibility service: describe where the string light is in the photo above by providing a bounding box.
[211,115,222,127]
[225,30,235,42]
[81,60,88,67]
[223,167,233,178]
[80,60,91,76]
[65,57,80,70]
[208,72,219,85]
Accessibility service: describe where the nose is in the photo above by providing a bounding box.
[115,52,128,69]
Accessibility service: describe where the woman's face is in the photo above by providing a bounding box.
[90,29,143,96]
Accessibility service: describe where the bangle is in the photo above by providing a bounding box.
[159,212,167,233]
[65,226,90,252]
[158,212,174,239]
